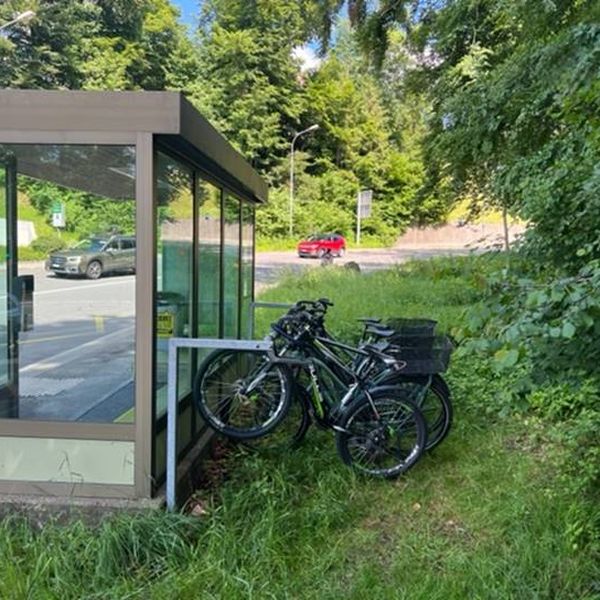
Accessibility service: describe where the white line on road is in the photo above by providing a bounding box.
[20,325,134,374]
[34,278,135,296]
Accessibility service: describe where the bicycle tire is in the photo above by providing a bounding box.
[422,374,452,450]
[383,374,452,451]
[193,349,292,440]
[335,388,427,479]
[241,385,311,453]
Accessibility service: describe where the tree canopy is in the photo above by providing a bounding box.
[1,0,598,255]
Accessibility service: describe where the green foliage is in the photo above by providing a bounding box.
[463,259,600,379]
[415,2,600,270]
[191,7,435,244]
[458,256,600,534]
[0,0,101,88]
[1,256,597,598]
[21,178,135,239]
[0,0,190,91]
[30,234,67,255]
[190,1,308,174]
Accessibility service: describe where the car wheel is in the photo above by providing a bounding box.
[338,247,346,257]
[317,248,326,259]
[86,261,103,280]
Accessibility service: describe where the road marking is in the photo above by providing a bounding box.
[20,325,134,374]
[33,277,135,296]
[94,316,105,333]
[20,332,94,345]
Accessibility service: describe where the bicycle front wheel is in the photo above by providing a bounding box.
[335,390,427,479]
[193,349,292,440]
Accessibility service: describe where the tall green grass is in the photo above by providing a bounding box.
[1,256,597,599]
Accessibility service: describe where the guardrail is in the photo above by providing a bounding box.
[166,301,293,511]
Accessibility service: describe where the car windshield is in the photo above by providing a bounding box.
[74,238,107,252]
[307,234,327,241]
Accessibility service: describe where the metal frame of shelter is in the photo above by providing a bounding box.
[0,90,267,501]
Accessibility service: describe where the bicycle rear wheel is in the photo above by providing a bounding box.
[376,374,452,451]
[193,349,292,440]
[335,389,427,479]
[241,386,311,453]
[419,375,452,451]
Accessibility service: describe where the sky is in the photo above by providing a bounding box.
[170,0,322,72]
[171,0,198,28]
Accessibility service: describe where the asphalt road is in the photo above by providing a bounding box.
[19,265,135,367]
[15,265,135,421]
[255,246,470,290]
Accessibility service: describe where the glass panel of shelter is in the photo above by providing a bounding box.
[151,150,255,483]
[222,193,241,339]
[0,143,137,424]
[240,203,255,339]
[0,152,17,419]
[155,151,194,418]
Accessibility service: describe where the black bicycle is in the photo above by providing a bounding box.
[193,311,428,478]
[275,300,453,452]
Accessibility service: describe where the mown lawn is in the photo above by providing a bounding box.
[1,257,597,599]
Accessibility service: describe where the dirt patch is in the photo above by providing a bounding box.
[184,437,238,516]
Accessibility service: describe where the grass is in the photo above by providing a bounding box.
[1,256,597,599]
[446,199,525,226]
[256,235,391,253]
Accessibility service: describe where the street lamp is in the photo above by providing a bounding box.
[289,123,319,237]
[0,10,36,32]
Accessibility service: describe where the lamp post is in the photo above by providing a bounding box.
[289,124,319,238]
[0,10,36,32]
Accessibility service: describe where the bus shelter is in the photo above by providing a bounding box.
[0,90,266,500]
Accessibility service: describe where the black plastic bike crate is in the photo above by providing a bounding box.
[385,317,437,336]
[387,332,435,350]
[389,335,453,374]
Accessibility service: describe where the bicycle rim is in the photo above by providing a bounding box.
[194,349,291,440]
[336,394,426,478]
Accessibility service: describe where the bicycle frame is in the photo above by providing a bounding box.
[298,316,436,408]
[272,329,403,428]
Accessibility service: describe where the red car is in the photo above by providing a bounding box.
[297,233,346,258]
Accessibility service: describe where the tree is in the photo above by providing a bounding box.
[0,0,190,92]
[190,0,310,174]
[0,0,100,89]
[417,0,600,270]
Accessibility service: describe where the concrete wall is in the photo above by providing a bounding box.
[0,219,37,247]
[396,223,526,248]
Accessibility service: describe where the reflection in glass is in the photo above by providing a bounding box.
[0,143,136,423]
[0,157,14,418]
[223,194,240,338]
[196,177,221,339]
[155,152,193,417]
[240,204,254,338]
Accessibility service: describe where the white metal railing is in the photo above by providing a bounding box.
[166,301,293,511]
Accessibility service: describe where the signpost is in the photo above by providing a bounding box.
[51,201,65,229]
[356,189,372,245]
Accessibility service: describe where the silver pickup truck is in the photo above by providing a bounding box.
[46,235,136,279]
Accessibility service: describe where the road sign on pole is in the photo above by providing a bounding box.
[51,202,65,228]
[356,189,372,245]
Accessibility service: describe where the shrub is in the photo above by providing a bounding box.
[30,234,68,254]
